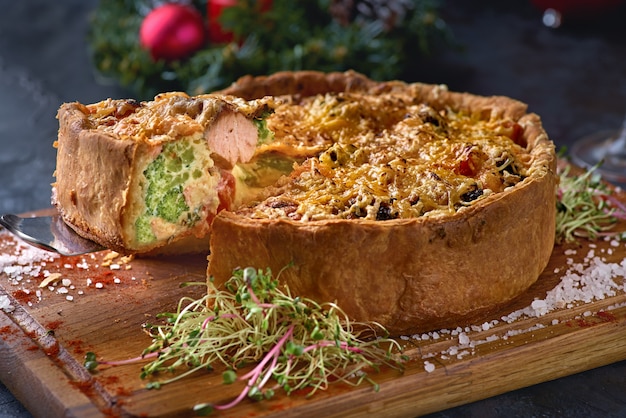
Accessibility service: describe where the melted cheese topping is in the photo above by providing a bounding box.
[83,92,276,143]
[240,92,533,221]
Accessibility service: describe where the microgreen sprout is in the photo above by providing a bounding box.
[556,163,626,244]
[84,267,404,413]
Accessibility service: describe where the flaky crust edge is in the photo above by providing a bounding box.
[53,103,136,253]
[209,71,557,335]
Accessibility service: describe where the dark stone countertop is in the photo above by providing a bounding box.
[1,1,625,417]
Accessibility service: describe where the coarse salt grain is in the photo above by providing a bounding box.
[95,283,103,289]
[0,294,13,311]
[424,361,436,373]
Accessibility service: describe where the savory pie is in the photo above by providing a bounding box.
[53,71,557,334]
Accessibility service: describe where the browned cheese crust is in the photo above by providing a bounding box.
[208,71,557,335]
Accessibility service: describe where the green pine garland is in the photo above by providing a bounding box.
[88,0,452,99]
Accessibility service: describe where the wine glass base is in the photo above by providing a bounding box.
[570,129,626,187]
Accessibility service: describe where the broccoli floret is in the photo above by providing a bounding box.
[135,215,155,244]
[135,141,197,244]
[156,185,187,221]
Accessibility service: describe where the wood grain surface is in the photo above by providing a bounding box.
[1,210,626,418]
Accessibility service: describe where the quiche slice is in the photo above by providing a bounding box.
[53,92,287,254]
[207,71,557,335]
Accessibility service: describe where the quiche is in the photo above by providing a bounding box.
[53,70,557,335]
[207,71,557,335]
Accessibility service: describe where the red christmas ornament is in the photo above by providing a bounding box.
[207,0,272,44]
[140,3,206,61]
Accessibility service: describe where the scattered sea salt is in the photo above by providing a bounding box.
[399,241,626,367]
[424,361,436,373]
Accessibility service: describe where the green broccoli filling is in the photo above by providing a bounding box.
[135,140,199,245]
[254,117,274,145]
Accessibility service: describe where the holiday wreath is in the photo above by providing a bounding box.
[88,0,452,99]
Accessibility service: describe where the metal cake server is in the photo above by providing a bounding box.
[0,214,104,256]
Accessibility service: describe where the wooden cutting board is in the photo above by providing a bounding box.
[1,209,626,418]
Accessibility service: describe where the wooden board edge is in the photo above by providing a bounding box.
[0,287,122,417]
[0,313,103,417]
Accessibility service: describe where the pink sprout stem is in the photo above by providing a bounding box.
[246,282,262,305]
[212,381,253,411]
[213,325,295,411]
[239,325,294,381]
[257,346,280,389]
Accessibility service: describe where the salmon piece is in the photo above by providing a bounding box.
[205,108,260,169]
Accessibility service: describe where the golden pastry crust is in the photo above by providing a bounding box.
[208,71,557,335]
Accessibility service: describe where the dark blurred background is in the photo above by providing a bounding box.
[1,0,626,417]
